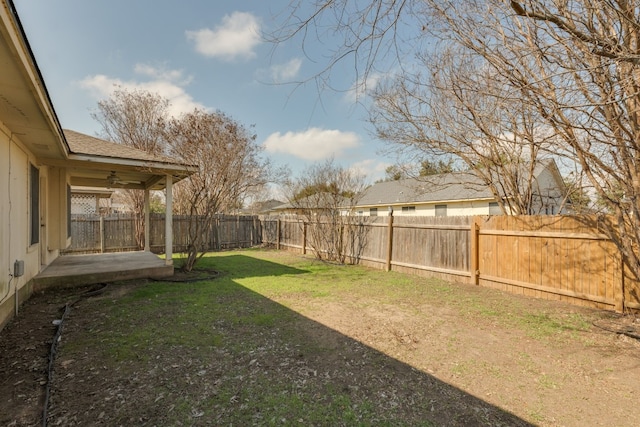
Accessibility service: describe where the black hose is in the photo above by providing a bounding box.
[41,283,108,427]
[42,303,70,427]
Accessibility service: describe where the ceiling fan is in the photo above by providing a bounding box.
[106,171,139,187]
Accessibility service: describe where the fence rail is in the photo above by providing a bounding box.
[261,214,640,313]
[65,214,261,254]
[66,213,639,313]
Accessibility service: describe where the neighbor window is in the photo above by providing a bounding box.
[401,206,416,213]
[435,204,447,217]
[370,207,378,216]
[30,164,39,245]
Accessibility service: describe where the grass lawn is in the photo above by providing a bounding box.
[42,249,640,426]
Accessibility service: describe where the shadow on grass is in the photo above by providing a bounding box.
[47,253,532,426]
[205,253,310,279]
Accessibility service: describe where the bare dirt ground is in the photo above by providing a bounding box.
[1,261,640,426]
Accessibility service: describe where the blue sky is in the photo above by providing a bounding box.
[15,0,394,189]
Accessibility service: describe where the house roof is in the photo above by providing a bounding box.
[256,199,286,213]
[70,186,114,198]
[57,129,198,191]
[357,159,564,208]
[274,193,355,211]
[357,172,495,207]
[64,129,179,165]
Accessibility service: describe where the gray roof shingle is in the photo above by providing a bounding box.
[357,172,495,206]
[64,129,184,165]
[357,159,561,207]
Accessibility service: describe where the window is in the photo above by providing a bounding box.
[401,206,416,213]
[489,202,502,215]
[370,207,378,216]
[435,204,447,217]
[30,164,39,245]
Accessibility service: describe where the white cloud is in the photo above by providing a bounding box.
[349,159,390,181]
[263,128,360,161]
[133,64,189,83]
[344,71,387,103]
[269,58,302,82]
[79,64,205,117]
[186,12,261,61]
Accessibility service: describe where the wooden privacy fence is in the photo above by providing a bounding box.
[66,214,261,254]
[67,213,640,312]
[262,215,640,313]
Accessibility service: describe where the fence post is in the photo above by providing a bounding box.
[276,218,281,250]
[470,216,480,285]
[216,216,221,250]
[302,221,307,255]
[386,211,394,272]
[615,214,626,312]
[99,216,105,253]
[251,216,255,246]
[616,255,626,313]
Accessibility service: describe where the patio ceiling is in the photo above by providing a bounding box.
[65,163,187,191]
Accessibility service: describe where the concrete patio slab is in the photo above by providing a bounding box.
[32,252,173,291]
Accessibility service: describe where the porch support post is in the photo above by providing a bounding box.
[144,188,150,252]
[165,174,173,265]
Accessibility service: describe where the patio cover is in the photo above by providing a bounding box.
[41,129,198,264]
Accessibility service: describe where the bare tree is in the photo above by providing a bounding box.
[92,88,170,248]
[272,0,640,285]
[423,0,640,283]
[500,0,640,284]
[378,158,456,182]
[164,109,271,271]
[284,159,369,263]
[272,1,565,216]
[371,42,563,215]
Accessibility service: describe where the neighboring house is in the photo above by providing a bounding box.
[0,1,197,328]
[354,159,570,217]
[70,187,114,215]
[271,193,355,216]
[241,199,285,215]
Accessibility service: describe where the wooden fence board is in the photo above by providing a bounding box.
[66,213,638,313]
[478,216,621,309]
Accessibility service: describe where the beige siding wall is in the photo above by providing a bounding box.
[356,200,500,217]
[46,166,70,253]
[0,123,67,328]
[1,126,34,326]
[0,126,9,311]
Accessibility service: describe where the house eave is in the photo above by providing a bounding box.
[40,155,198,190]
[0,0,69,159]
[354,197,497,209]
[64,154,198,175]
